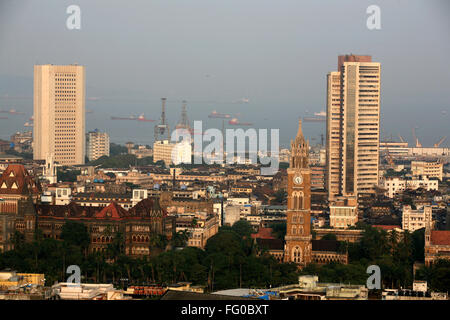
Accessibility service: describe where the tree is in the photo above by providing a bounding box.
[321,233,337,241]
[269,222,286,240]
[170,231,189,248]
[272,190,287,204]
[231,220,253,239]
[61,221,90,255]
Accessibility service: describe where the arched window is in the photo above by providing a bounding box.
[291,191,304,210]
[298,192,304,209]
[292,246,302,263]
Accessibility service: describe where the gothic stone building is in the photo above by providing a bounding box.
[425,224,450,266]
[0,164,175,257]
[35,198,175,257]
[0,164,41,251]
[283,120,347,267]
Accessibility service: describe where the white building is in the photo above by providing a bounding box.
[172,140,192,165]
[132,189,148,206]
[86,130,110,161]
[52,283,127,300]
[56,187,72,205]
[411,161,443,181]
[224,205,241,226]
[383,176,439,198]
[34,64,85,165]
[153,140,192,166]
[329,196,358,229]
[402,205,432,232]
[43,153,57,184]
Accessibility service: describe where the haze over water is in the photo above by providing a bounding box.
[0,0,449,148]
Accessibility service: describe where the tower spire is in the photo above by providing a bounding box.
[297,118,303,138]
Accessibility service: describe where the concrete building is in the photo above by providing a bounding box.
[329,196,358,229]
[51,283,127,300]
[86,130,110,161]
[379,141,409,157]
[402,205,432,232]
[172,140,192,165]
[33,64,85,165]
[311,165,326,189]
[115,170,153,188]
[274,275,368,300]
[224,205,241,226]
[425,225,450,266]
[153,140,175,166]
[383,176,439,198]
[326,55,380,201]
[411,161,443,181]
[175,214,219,249]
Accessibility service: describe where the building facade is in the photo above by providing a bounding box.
[326,55,380,201]
[402,205,432,232]
[411,161,443,181]
[383,176,439,198]
[86,130,110,161]
[34,64,85,165]
[284,120,312,266]
[329,196,358,229]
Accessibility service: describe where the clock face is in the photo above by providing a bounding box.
[294,175,303,185]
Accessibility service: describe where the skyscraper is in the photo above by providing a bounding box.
[326,55,381,201]
[33,64,85,165]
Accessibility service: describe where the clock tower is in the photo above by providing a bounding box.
[284,119,312,266]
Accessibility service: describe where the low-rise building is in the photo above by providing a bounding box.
[383,176,439,198]
[274,275,368,300]
[402,205,432,232]
[425,224,450,266]
[329,196,358,229]
[115,170,153,188]
[411,161,443,181]
[51,283,128,300]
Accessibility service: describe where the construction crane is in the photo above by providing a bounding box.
[398,134,406,144]
[434,136,447,147]
[385,147,394,168]
[154,98,170,142]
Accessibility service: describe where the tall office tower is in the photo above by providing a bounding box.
[86,129,110,161]
[34,64,85,165]
[326,55,380,201]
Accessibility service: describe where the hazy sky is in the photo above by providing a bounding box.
[0,0,449,147]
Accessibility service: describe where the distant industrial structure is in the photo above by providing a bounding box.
[154,98,170,142]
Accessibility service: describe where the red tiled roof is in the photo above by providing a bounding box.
[251,227,275,240]
[431,230,450,246]
[0,164,40,195]
[128,198,166,218]
[94,202,128,219]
